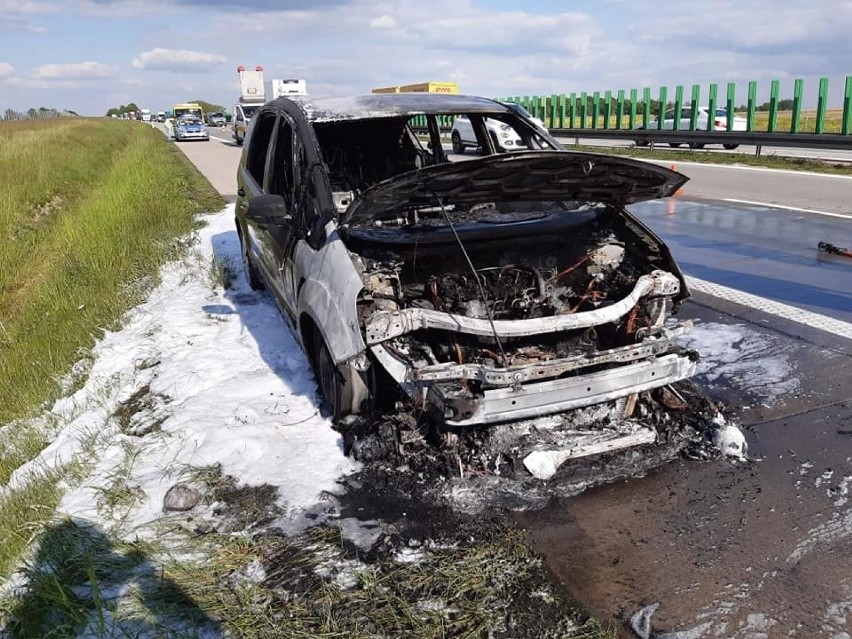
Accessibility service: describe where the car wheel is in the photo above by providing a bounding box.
[238,225,264,291]
[315,335,354,421]
[688,142,705,149]
[668,142,682,148]
[635,139,649,147]
[723,143,739,150]
[451,131,464,154]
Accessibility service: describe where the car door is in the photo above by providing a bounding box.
[263,113,301,319]
[239,110,280,290]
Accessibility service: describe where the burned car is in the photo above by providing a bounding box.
[235,94,696,434]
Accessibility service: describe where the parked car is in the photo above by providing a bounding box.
[500,102,548,131]
[232,103,262,145]
[235,93,696,430]
[173,116,209,142]
[450,113,526,154]
[206,112,227,127]
[635,105,747,149]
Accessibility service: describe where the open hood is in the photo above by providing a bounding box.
[343,151,688,226]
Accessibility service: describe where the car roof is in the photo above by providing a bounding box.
[267,93,512,123]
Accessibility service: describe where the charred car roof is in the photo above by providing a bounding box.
[343,151,689,226]
[268,93,516,122]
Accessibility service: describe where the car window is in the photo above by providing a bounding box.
[663,109,675,120]
[680,108,692,119]
[715,109,728,116]
[246,112,277,187]
[268,117,294,208]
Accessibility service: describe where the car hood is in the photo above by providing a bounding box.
[342,151,688,226]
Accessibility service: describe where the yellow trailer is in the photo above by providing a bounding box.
[398,82,459,94]
[372,82,459,94]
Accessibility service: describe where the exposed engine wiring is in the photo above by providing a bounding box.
[431,192,509,368]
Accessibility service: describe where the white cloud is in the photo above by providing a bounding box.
[369,14,396,29]
[132,47,227,71]
[33,61,116,80]
[0,62,13,77]
[0,0,52,14]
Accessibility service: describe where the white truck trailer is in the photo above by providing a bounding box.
[233,65,266,146]
[265,78,308,99]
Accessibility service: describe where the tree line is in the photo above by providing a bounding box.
[2,107,76,121]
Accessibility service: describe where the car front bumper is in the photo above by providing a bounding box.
[423,352,697,426]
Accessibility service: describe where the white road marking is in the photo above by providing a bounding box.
[686,276,852,341]
[722,198,850,219]
[645,159,852,180]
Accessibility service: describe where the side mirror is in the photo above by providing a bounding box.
[245,194,292,225]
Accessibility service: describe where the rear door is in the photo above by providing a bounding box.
[263,114,301,318]
[239,110,279,289]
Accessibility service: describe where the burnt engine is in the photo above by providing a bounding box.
[353,216,669,369]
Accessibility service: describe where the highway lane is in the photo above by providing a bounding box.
[630,197,852,324]
[648,160,852,216]
[558,135,852,164]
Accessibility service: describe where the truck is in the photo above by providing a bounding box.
[173,103,204,120]
[265,78,308,99]
[233,65,266,146]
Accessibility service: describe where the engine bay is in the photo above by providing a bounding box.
[352,207,679,371]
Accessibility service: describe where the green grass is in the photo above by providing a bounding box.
[167,525,616,639]
[0,118,222,428]
[0,117,222,609]
[0,518,216,638]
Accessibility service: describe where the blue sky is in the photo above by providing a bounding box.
[1,0,850,115]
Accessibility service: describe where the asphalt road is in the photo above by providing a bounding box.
[173,127,852,638]
[560,136,852,165]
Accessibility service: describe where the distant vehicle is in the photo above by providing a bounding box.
[173,102,204,121]
[157,112,166,123]
[233,65,266,146]
[206,112,227,127]
[635,105,747,149]
[500,102,547,131]
[265,78,308,99]
[141,108,152,122]
[173,116,209,142]
[451,114,527,154]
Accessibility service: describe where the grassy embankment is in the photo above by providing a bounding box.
[0,117,222,575]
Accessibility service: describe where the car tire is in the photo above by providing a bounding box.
[723,143,739,150]
[688,142,705,149]
[635,139,649,147]
[451,132,464,154]
[315,334,354,422]
[238,225,264,291]
[668,142,682,148]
